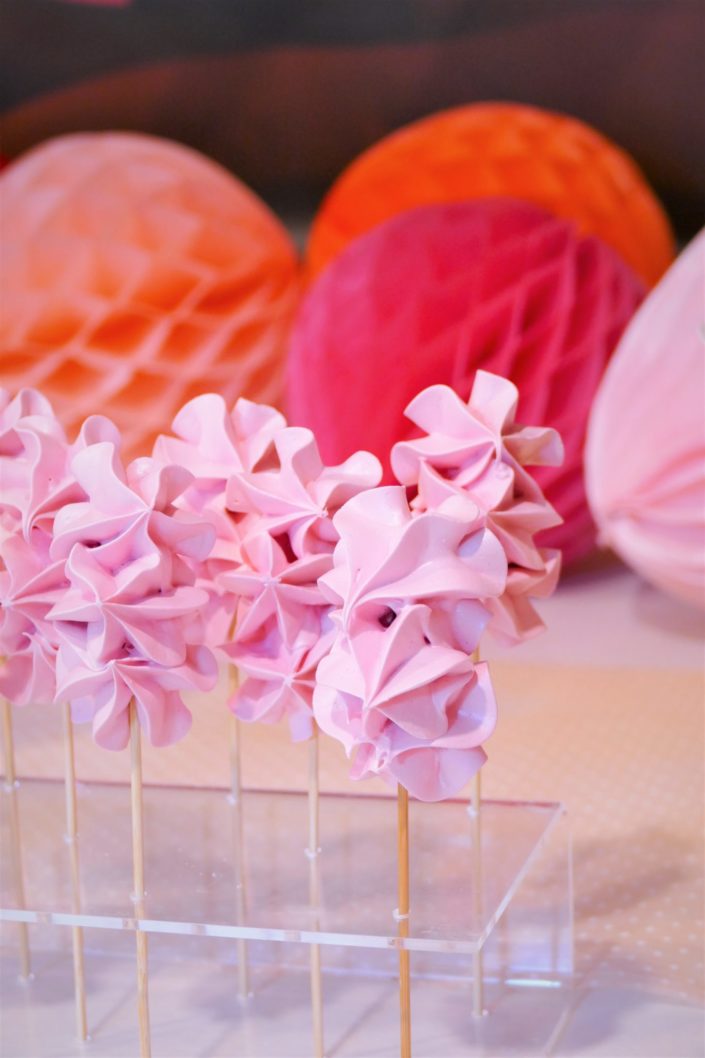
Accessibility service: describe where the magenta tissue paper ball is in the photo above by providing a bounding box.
[586,229,705,609]
[287,199,644,564]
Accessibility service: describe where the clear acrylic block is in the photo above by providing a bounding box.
[1,780,573,1057]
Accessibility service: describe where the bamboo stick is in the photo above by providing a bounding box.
[470,645,485,1017]
[397,784,411,1058]
[130,701,151,1058]
[470,769,484,1018]
[308,728,324,1058]
[62,702,88,1039]
[228,667,250,1000]
[1,698,30,979]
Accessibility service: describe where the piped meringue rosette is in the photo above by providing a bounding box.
[313,486,507,801]
[0,527,64,707]
[152,393,287,647]
[1,387,76,543]
[392,371,564,645]
[47,434,218,750]
[220,425,382,741]
[0,388,103,707]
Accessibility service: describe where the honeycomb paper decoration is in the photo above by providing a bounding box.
[288,200,645,565]
[586,229,705,609]
[0,132,300,458]
[307,102,675,288]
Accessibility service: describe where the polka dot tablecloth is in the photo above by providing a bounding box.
[5,564,705,1005]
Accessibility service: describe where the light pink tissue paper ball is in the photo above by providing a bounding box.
[586,230,705,609]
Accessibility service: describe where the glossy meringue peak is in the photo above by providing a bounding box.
[391,371,564,644]
[152,393,292,646]
[1,388,75,542]
[221,421,382,742]
[314,485,506,800]
[0,388,75,707]
[49,432,218,750]
[226,425,382,557]
[0,529,65,707]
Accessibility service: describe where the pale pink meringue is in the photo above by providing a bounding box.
[0,388,77,707]
[221,540,331,743]
[48,435,218,750]
[320,486,506,656]
[313,486,506,800]
[391,372,564,644]
[152,393,288,645]
[221,424,382,741]
[220,533,330,651]
[231,614,333,742]
[0,387,75,541]
[0,530,65,706]
[226,425,381,557]
[153,393,286,558]
[55,639,214,750]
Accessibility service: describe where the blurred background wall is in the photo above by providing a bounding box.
[2,0,703,238]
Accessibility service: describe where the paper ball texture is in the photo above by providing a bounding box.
[307,102,674,288]
[288,200,645,564]
[0,132,300,458]
[586,230,705,609]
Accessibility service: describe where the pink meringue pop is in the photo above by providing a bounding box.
[392,371,564,645]
[314,486,507,801]
[221,423,381,741]
[0,529,64,707]
[226,425,382,557]
[0,387,142,713]
[153,393,286,561]
[48,434,218,750]
[152,392,288,645]
[0,388,81,707]
[1,387,76,542]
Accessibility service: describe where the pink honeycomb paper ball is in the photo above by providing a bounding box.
[0,132,300,459]
[586,230,705,609]
[287,200,645,564]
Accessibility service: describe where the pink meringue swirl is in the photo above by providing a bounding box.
[0,529,65,706]
[391,371,564,644]
[48,435,218,750]
[314,486,507,800]
[220,424,382,741]
[1,388,76,542]
[226,425,381,557]
[0,388,83,707]
[152,393,288,647]
[230,614,333,742]
[153,394,285,559]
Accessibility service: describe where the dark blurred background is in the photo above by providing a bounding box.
[2,0,703,238]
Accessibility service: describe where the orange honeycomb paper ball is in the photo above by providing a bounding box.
[307,102,675,287]
[0,132,300,458]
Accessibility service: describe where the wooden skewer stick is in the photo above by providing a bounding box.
[308,727,325,1058]
[397,783,411,1058]
[469,645,485,1018]
[130,700,151,1058]
[1,698,31,979]
[470,769,484,1018]
[227,665,250,1000]
[62,702,88,1039]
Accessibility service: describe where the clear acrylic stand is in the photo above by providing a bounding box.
[1,780,573,1057]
